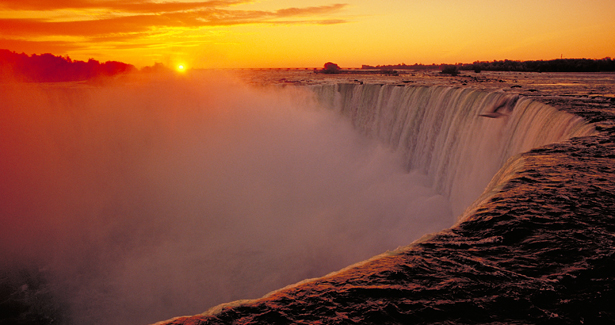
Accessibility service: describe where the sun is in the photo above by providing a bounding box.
[177,64,186,72]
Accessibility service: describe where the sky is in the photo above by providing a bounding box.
[1,0,614,68]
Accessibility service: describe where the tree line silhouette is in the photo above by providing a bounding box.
[0,49,136,82]
[363,58,615,73]
[464,58,615,72]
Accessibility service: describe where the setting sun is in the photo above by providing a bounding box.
[177,64,185,72]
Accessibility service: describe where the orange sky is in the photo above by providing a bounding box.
[1,0,614,68]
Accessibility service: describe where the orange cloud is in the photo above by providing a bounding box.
[0,38,83,54]
[0,2,348,40]
[0,1,350,67]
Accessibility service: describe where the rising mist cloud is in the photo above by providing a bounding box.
[0,72,452,324]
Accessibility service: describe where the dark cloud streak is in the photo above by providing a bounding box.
[0,38,84,54]
[0,0,251,12]
[275,4,347,17]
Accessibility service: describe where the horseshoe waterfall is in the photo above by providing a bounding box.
[159,83,614,325]
[311,84,594,215]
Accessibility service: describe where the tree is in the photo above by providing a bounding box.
[323,62,341,74]
[440,65,459,76]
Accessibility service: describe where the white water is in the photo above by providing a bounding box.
[0,75,594,325]
[311,84,595,215]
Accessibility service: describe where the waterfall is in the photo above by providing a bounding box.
[0,77,600,325]
[310,84,595,215]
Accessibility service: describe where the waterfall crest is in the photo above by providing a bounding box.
[311,84,595,215]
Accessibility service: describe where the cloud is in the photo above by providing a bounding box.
[1,6,349,36]
[0,1,349,54]
[0,38,84,54]
[0,0,251,12]
[274,4,347,17]
[1,15,199,37]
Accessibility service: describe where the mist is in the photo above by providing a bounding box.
[0,72,453,324]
